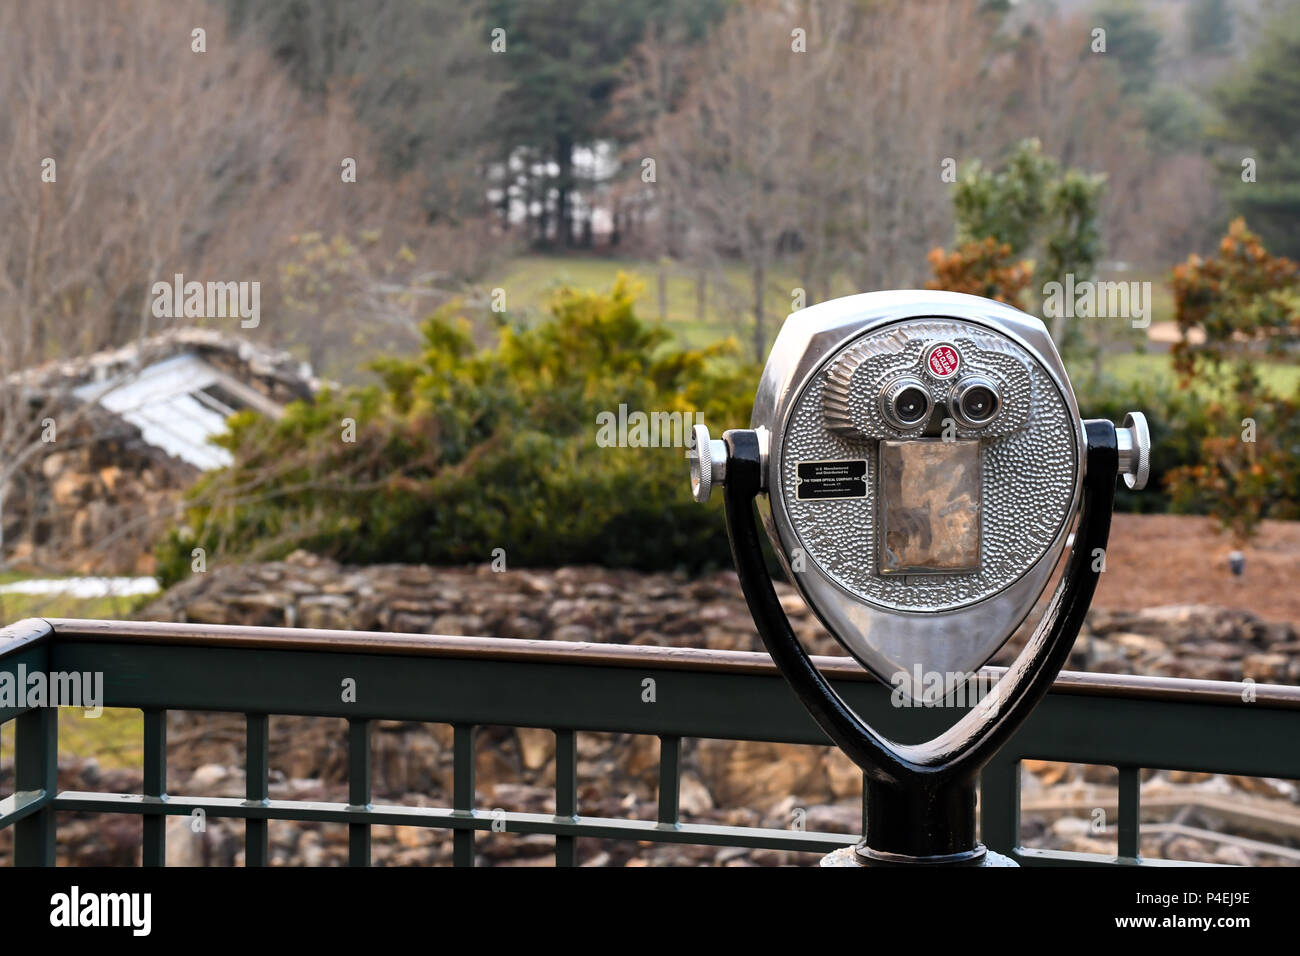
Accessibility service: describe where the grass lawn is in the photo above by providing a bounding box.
[0,707,144,773]
[0,707,145,772]
[485,253,806,352]
[1077,351,1300,395]
[0,573,156,625]
[487,255,1297,389]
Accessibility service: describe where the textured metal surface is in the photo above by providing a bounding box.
[822,321,1032,441]
[688,423,714,502]
[819,845,1018,866]
[1119,411,1151,490]
[724,423,1116,859]
[783,318,1077,612]
[751,292,1085,693]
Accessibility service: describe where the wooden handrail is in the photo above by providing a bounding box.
[2,616,1298,709]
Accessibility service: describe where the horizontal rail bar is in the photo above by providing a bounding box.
[3,617,1294,710]
[38,618,816,677]
[0,620,51,724]
[0,790,50,831]
[1014,847,1215,867]
[51,792,852,853]
[0,618,53,657]
[4,614,1298,868]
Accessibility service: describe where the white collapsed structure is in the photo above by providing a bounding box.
[3,329,322,573]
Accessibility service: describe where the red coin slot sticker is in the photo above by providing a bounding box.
[926,343,960,379]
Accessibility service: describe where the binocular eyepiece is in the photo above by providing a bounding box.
[877,374,1001,431]
[879,377,932,429]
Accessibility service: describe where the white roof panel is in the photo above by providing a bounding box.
[74,353,237,470]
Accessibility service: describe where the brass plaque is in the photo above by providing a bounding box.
[878,440,981,574]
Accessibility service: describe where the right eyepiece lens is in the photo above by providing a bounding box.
[961,385,995,421]
[953,377,1001,426]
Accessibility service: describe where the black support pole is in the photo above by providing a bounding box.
[722,422,1119,863]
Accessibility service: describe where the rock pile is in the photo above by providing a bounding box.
[142,551,1300,686]
[1081,604,1300,683]
[2,405,197,575]
[140,551,844,656]
[3,329,320,575]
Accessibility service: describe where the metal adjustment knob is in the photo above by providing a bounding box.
[688,423,728,503]
[1116,411,1151,491]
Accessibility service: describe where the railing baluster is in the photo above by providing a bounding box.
[861,771,868,841]
[453,724,477,867]
[14,706,57,866]
[555,729,577,866]
[348,718,371,866]
[657,735,681,826]
[1117,765,1140,860]
[245,713,269,867]
[142,709,167,866]
[978,755,1020,859]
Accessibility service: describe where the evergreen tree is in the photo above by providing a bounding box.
[484,0,722,247]
[946,140,1106,358]
[1213,9,1300,258]
[223,0,503,222]
[1186,0,1233,55]
[1093,1,1162,95]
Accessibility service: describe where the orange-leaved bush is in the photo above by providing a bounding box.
[925,237,1034,308]
[1165,218,1300,542]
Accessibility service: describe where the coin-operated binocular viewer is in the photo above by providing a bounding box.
[689,291,1150,866]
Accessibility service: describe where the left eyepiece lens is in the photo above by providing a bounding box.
[895,386,929,424]
[880,377,932,429]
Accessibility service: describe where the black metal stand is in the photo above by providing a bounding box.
[722,422,1119,864]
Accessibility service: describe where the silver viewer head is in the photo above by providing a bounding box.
[692,290,1150,703]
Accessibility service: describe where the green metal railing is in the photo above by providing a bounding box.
[2,616,1298,866]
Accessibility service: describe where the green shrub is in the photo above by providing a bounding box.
[1071,372,1218,515]
[155,277,757,585]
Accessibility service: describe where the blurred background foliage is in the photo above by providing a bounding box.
[1163,220,1300,540]
[157,212,1299,581]
[3,0,1300,584]
[156,278,755,583]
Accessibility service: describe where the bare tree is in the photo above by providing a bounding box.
[991,11,1220,267]
[646,1,849,359]
[631,0,1002,359]
[0,0,489,577]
